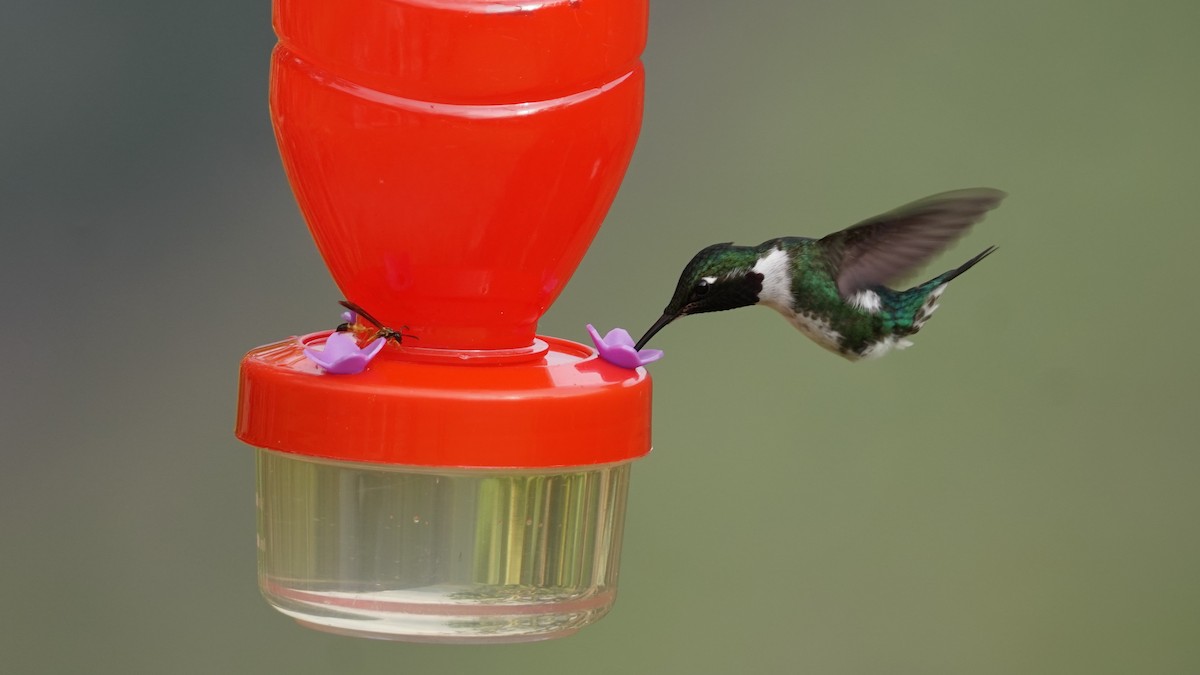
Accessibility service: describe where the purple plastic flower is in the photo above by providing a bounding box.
[341,310,356,325]
[586,324,664,369]
[304,331,385,375]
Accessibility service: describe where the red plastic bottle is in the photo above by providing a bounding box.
[271,0,647,351]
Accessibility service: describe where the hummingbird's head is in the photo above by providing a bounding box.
[634,243,764,350]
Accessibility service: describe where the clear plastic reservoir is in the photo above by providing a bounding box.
[256,448,632,642]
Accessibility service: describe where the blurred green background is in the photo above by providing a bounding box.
[3,1,1198,673]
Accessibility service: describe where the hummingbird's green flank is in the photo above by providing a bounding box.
[634,188,1006,361]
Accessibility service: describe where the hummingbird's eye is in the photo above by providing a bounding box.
[694,279,710,297]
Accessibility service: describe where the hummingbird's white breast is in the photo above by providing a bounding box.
[751,248,846,356]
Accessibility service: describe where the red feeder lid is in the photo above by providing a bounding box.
[236,333,653,468]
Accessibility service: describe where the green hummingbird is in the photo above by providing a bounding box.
[634,188,1006,360]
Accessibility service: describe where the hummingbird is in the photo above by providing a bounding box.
[634,188,1006,361]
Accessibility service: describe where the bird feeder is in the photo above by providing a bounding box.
[235,0,652,642]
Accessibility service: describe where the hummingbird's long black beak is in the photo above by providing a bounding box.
[635,313,677,351]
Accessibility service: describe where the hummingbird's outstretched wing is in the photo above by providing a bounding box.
[820,188,1006,298]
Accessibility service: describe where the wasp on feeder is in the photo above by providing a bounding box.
[337,300,417,346]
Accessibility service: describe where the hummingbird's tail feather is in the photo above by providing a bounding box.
[882,246,997,336]
[927,245,998,288]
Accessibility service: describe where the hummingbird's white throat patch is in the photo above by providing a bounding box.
[751,248,793,309]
